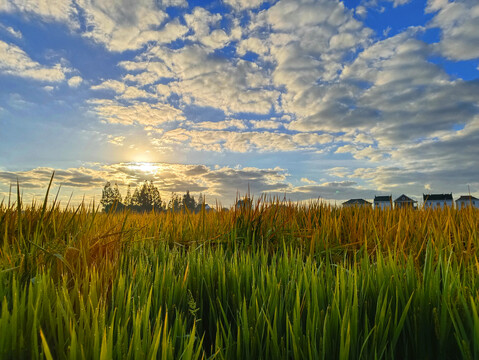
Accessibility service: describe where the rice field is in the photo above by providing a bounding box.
[1,187,479,359]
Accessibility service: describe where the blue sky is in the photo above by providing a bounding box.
[0,0,478,205]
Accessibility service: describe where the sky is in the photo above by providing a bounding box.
[0,0,478,206]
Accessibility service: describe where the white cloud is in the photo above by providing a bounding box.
[223,0,267,11]
[0,40,66,81]
[0,23,22,38]
[89,99,185,126]
[301,177,316,184]
[237,37,269,57]
[154,128,333,153]
[250,120,282,129]
[427,0,479,60]
[67,75,83,87]
[144,44,279,114]
[0,0,78,26]
[107,135,125,146]
[189,119,247,130]
[91,79,154,99]
[76,0,188,51]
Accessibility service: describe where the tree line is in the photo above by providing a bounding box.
[100,181,207,213]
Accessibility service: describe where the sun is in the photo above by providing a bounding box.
[128,162,159,174]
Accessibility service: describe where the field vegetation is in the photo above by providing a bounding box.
[1,182,479,359]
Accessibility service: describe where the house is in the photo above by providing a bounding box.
[455,195,479,209]
[342,199,372,208]
[394,194,417,209]
[374,195,392,210]
[423,193,453,209]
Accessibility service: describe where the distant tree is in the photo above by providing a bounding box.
[182,190,196,212]
[168,193,181,212]
[100,182,115,210]
[100,182,122,211]
[196,193,204,212]
[124,185,132,207]
[131,187,141,207]
[148,182,163,211]
[112,183,122,203]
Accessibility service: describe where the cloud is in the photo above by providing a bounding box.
[223,0,267,11]
[0,40,67,81]
[427,0,479,60]
[107,135,125,146]
[143,44,280,114]
[89,99,185,126]
[154,128,333,153]
[91,79,155,99]
[250,120,283,129]
[189,119,247,130]
[67,75,83,87]
[0,166,108,189]
[0,0,78,26]
[0,24,22,38]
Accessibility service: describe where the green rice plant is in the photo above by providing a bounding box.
[1,183,479,358]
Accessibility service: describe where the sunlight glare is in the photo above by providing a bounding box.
[128,162,159,174]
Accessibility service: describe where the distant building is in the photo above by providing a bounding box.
[374,195,392,210]
[394,194,417,209]
[342,199,372,208]
[455,195,479,209]
[423,194,453,209]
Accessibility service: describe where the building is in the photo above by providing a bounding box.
[342,199,372,208]
[374,195,392,210]
[394,194,417,209]
[455,195,479,209]
[423,194,453,209]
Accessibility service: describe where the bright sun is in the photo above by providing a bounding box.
[128,162,158,174]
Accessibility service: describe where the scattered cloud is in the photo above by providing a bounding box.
[67,75,83,87]
[0,40,67,81]
[89,99,185,126]
[0,23,22,38]
[107,135,125,146]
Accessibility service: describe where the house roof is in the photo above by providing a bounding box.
[374,195,392,202]
[394,194,417,203]
[423,193,453,201]
[456,195,478,201]
[343,198,371,205]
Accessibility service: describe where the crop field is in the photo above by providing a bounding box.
[1,189,479,359]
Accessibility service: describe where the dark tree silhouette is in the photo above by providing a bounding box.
[182,190,196,212]
[100,182,122,211]
[100,181,206,213]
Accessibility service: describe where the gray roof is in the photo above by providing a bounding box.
[343,198,371,205]
[456,195,478,201]
[374,195,392,202]
[394,194,416,203]
[423,193,453,201]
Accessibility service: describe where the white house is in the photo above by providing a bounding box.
[374,195,392,210]
[423,193,453,209]
[394,194,417,209]
[455,195,479,209]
